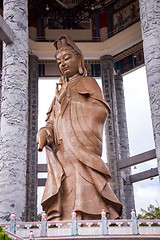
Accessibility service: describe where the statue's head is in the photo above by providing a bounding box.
[54,35,86,78]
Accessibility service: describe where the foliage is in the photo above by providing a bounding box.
[137,204,160,219]
[37,213,42,221]
[0,225,13,240]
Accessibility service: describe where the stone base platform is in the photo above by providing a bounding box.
[1,219,160,240]
[36,236,160,240]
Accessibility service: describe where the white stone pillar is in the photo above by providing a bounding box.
[0,0,28,221]
[139,0,160,178]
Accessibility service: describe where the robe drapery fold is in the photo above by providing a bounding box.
[41,76,122,220]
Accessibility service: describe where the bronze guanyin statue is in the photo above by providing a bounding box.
[37,35,122,221]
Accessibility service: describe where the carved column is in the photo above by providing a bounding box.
[100,55,126,217]
[114,74,135,219]
[0,41,2,128]
[25,55,38,222]
[139,0,160,177]
[0,0,28,221]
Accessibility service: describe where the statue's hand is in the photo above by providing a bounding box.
[37,127,53,152]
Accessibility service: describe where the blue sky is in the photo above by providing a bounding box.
[38,66,160,215]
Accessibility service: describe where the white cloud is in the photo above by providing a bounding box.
[124,66,159,214]
[123,66,155,156]
[133,177,160,214]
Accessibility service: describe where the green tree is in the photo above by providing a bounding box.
[137,204,160,219]
[0,225,13,240]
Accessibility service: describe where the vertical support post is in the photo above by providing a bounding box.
[100,55,120,197]
[9,212,16,234]
[25,54,38,222]
[100,55,125,217]
[131,209,139,235]
[0,69,1,128]
[0,0,28,221]
[139,0,160,178]
[29,230,35,240]
[71,210,77,236]
[114,74,135,219]
[101,209,108,235]
[41,211,47,237]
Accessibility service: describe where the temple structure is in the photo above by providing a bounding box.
[0,0,159,222]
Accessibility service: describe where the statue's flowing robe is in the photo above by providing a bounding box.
[41,76,122,220]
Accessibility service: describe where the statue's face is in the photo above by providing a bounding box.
[56,50,79,78]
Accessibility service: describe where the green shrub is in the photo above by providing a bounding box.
[137,204,160,220]
[0,226,13,240]
[0,231,8,240]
